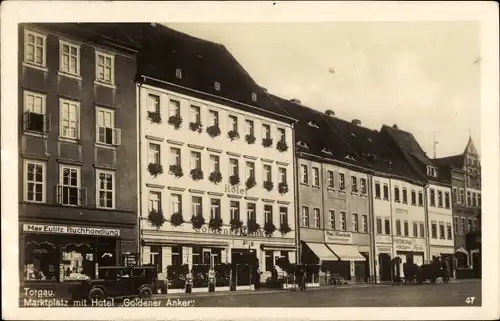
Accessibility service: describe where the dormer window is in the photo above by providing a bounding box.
[297,141,309,149]
[175,69,182,79]
[251,92,257,102]
[345,153,356,161]
[322,147,332,155]
[214,81,221,91]
[427,166,438,178]
[308,121,319,128]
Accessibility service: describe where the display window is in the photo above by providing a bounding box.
[24,240,59,281]
[61,242,95,281]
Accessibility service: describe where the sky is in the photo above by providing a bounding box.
[166,22,481,158]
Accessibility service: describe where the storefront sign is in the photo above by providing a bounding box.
[324,231,352,244]
[224,184,247,195]
[194,226,268,238]
[393,237,425,251]
[122,253,139,266]
[23,224,120,237]
[377,246,392,253]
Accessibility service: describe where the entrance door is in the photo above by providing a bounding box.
[378,253,391,281]
[202,249,212,267]
[231,249,256,286]
[472,252,481,278]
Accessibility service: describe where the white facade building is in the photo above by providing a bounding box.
[137,84,297,279]
[426,183,454,260]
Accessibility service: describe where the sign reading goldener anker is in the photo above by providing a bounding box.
[22,224,120,237]
[324,231,353,243]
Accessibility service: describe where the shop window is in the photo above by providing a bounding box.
[150,246,162,273]
[192,247,201,265]
[171,246,183,266]
[265,251,273,271]
[61,242,95,281]
[456,252,468,269]
[212,248,222,265]
[24,239,58,281]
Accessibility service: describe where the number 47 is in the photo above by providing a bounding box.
[465,297,475,304]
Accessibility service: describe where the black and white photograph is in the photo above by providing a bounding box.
[1,1,498,320]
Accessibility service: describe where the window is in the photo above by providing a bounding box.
[446,223,453,240]
[277,128,286,143]
[147,94,160,114]
[59,40,80,75]
[247,203,256,221]
[328,210,336,229]
[245,120,254,136]
[376,218,382,234]
[208,110,219,127]
[170,147,181,166]
[190,105,201,123]
[402,188,408,204]
[460,217,466,234]
[467,191,472,206]
[313,208,321,228]
[437,191,443,207]
[396,219,401,236]
[149,191,161,212]
[262,124,271,139]
[96,107,119,145]
[362,215,368,232]
[394,186,400,202]
[427,166,437,177]
[170,194,182,214]
[214,81,221,91]
[263,164,272,182]
[264,205,273,223]
[148,143,160,164]
[403,221,409,236]
[351,176,358,193]
[439,222,445,239]
[246,162,255,180]
[169,99,181,118]
[24,29,46,67]
[472,219,478,231]
[384,218,391,235]
[171,246,183,266]
[312,167,320,186]
[419,223,425,238]
[339,173,346,191]
[301,207,309,227]
[24,160,45,203]
[278,167,287,184]
[445,192,450,209]
[149,246,162,272]
[418,191,423,206]
[478,193,481,207]
[229,158,239,177]
[411,190,416,205]
[467,218,473,232]
[229,115,238,132]
[352,213,359,232]
[279,207,288,225]
[57,165,82,206]
[192,196,202,216]
[340,212,347,231]
[431,221,437,238]
[459,189,465,203]
[190,151,201,170]
[322,171,333,189]
[96,170,114,209]
[360,178,367,194]
[95,51,114,85]
[453,217,459,235]
[210,199,221,220]
[375,182,381,198]
[383,184,389,200]
[210,155,220,172]
[429,189,436,206]
[472,193,477,207]
[230,201,240,221]
[452,187,458,203]
[265,251,273,271]
[175,69,182,79]
[413,222,418,237]
[23,91,47,134]
[301,165,308,184]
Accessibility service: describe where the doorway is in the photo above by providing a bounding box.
[378,253,391,281]
[231,249,256,286]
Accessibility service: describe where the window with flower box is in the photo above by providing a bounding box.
[149,143,161,164]
[208,110,219,126]
[148,94,160,114]
[264,205,273,224]
[190,151,201,170]
[230,201,240,221]
[278,167,287,184]
[246,162,255,180]
[210,155,220,172]
[192,196,202,216]
[170,194,182,214]
[149,191,161,212]
[170,147,181,166]
[229,115,238,132]
[190,105,201,123]
[263,164,272,182]
[169,99,181,118]
[262,124,271,139]
[280,207,288,225]
[229,158,239,177]
[210,199,221,220]
[247,203,256,221]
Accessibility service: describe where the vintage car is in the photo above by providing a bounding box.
[71,265,158,301]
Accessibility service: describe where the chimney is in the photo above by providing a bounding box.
[260,86,268,92]
[351,119,361,126]
[325,110,335,117]
[392,124,398,129]
[290,98,301,105]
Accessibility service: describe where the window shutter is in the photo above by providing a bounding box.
[56,185,62,204]
[80,187,87,205]
[23,111,30,131]
[113,128,121,146]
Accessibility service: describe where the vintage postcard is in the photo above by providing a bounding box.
[1,1,498,320]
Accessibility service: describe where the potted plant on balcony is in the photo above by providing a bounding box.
[191,213,205,230]
[278,182,289,195]
[209,217,223,232]
[227,130,240,141]
[190,168,204,181]
[168,114,183,129]
[170,212,184,227]
[263,180,274,192]
[189,121,203,133]
[169,164,183,178]
[230,218,243,232]
[229,175,240,186]
[262,137,273,148]
[276,140,289,152]
[245,134,256,144]
[247,219,260,234]
[208,171,222,184]
[147,111,162,124]
[206,124,221,138]
[245,177,256,190]
[148,209,166,229]
[279,222,292,236]
[148,163,163,177]
[263,221,277,237]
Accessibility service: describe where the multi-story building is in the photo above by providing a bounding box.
[434,137,481,278]
[131,24,297,287]
[271,97,373,284]
[382,125,455,276]
[18,23,139,293]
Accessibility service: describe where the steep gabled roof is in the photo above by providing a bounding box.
[433,155,465,170]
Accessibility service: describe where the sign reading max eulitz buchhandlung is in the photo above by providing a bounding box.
[23,224,120,237]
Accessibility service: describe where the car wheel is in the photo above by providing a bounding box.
[139,286,152,298]
[89,288,105,301]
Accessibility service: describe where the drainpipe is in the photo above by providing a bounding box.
[292,123,301,265]
[388,177,395,282]
[137,82,143,262]
[367,172,377,283]
[423,183,430,263]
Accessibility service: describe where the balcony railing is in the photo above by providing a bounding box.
[56,185,87,206]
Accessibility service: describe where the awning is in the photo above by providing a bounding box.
[326,244,365,262]
[305,242,339,262]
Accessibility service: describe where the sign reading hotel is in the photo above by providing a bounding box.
[324,231,352,244]
[224,184,247,195]
[393,237,424,251]
[23,224,120,237]
[194,226,274,238]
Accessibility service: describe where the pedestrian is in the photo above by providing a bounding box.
[300,264,307,291]
[208,266,216,292]
[255,266,261,290]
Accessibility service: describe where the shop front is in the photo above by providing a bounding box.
[375,235,393,282]
[392,236,427,280]
[429,246,455,278]
[466,231,481,278]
